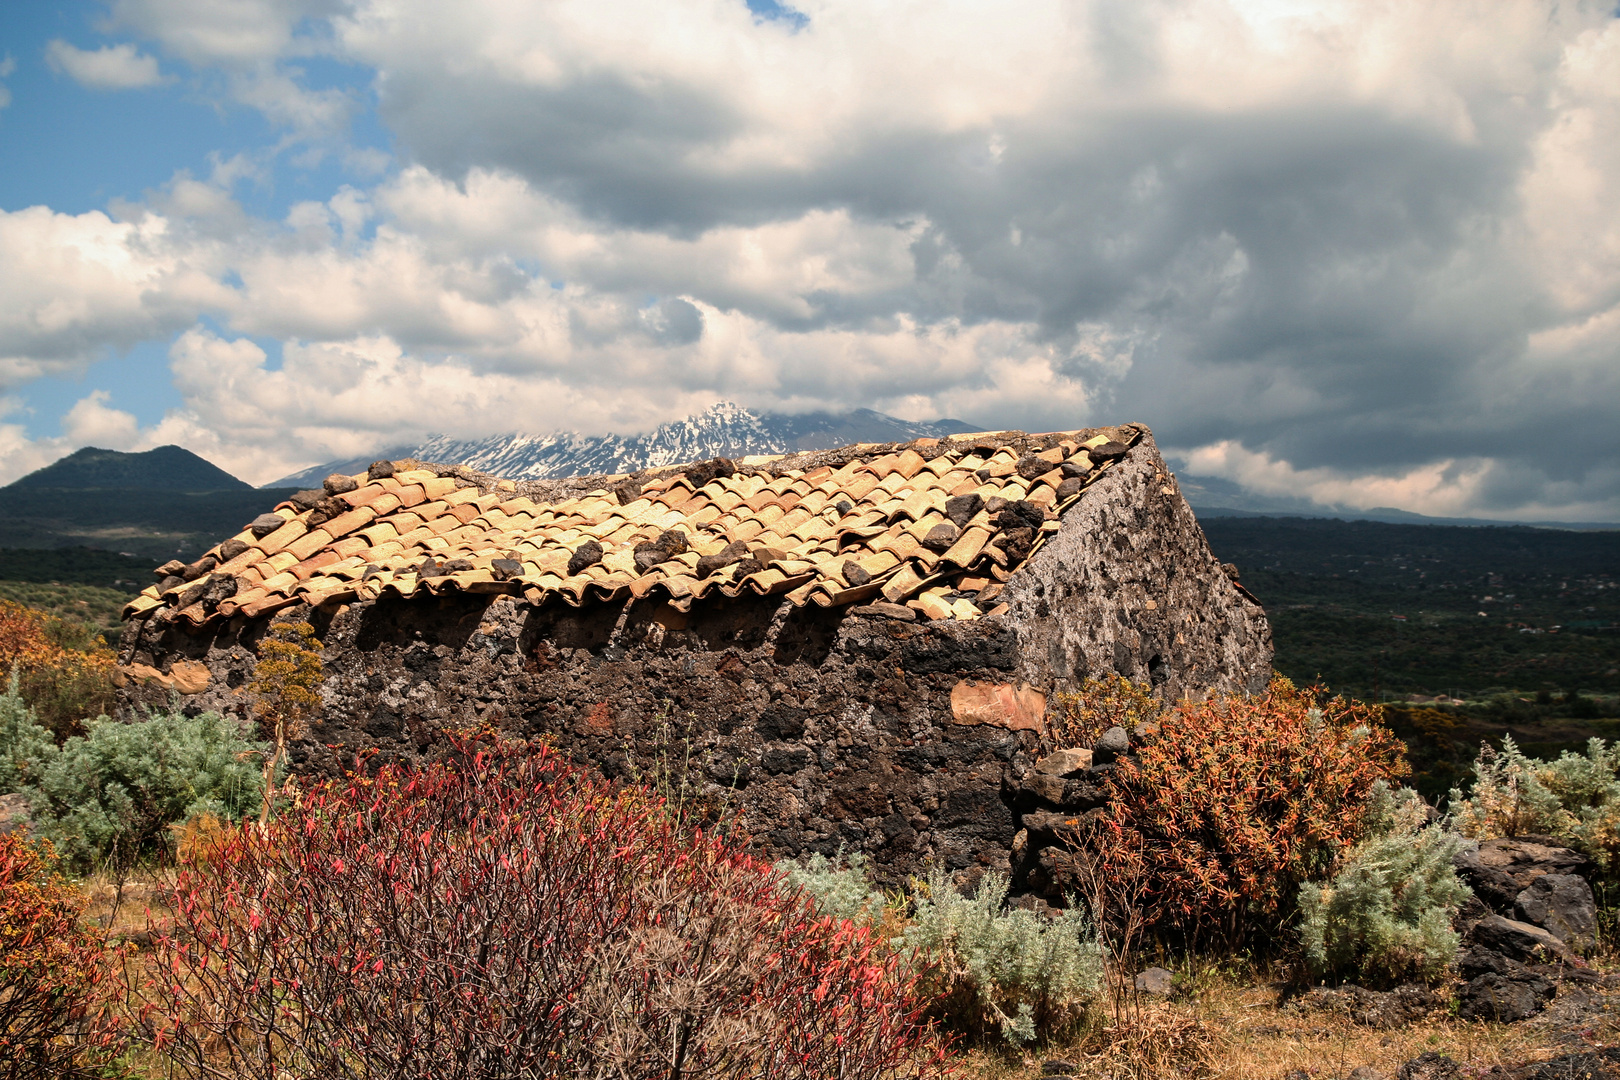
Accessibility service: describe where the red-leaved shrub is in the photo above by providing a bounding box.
[1094,676,1407,948]
[145,734,953,1079]
[0,832,125,1079]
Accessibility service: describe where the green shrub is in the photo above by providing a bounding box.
[775,849,889,925]
[17,707,267,873]
[1298,784,1471,987]
[904,868,1103,1045]
[0,672,55,794]
[1449,735,1620,868]
[780,852,1104,1045]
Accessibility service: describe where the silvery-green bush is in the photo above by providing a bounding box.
[778,853,1104,1044]
[776,849,888,924]
[1298,784,1471,986]
[903,868,1102,1044]
[1450,734,1620,868]
[0,671,55,794]
[0,676,266,872]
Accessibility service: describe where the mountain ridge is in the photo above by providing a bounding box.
[5,445,250,492]
[0,444,290,559]
[266,403,982,488]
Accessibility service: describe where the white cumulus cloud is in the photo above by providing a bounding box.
[0,203,232,392]
[45,40,167,90]
[0,0,1618,520]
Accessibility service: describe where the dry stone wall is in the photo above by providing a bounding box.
[118,432,1271,890]
[1002,438,1271,700]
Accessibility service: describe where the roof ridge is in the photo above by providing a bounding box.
[123,425,1149,630]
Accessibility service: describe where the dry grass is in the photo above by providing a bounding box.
[74,869,178,1077]
[65,869,1620,1080]
[78,870,171,940]
[952,962,1620,1080]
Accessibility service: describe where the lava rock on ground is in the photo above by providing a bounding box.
[1455,837,1592,915]
[1398,1053,1459,1080]
[1134,966,1174,997]
[1398,1046,1620,1080]
[1471,914,1578,966]
[1517,873,1599,950]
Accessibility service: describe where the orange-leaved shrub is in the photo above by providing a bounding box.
[1052,671,1163,749]
[0,832,126,1079]
[1094,675,1407,948]
[145,733,954,1080]
[0,600,115,741]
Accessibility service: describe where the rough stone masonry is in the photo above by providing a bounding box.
[117,425,1272,890]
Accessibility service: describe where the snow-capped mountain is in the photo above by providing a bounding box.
[266,403,982,488]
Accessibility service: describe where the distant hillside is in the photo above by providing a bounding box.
[0,446,288,561]
[7,445,250,491]
[0,547,151,589]
[1179,470,1618,531]
[1201,515,1620,701]
[268,403,981,487]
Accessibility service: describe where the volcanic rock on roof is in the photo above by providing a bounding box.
[124,426,1146,628]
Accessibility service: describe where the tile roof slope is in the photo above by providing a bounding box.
[123,425,1146,629]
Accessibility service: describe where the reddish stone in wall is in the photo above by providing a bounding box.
[950,681,1047,732]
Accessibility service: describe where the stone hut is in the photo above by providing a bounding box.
[117,423,1271,891]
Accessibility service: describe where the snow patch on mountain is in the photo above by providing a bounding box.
[265,403,981,488]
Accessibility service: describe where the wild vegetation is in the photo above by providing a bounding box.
[1296,784,1471,987]
[0,599,117,739]
[0,832,127,1078]
[0,683,266,874]
[146,733,950,1079]
[1449,734,1620,869]
[779,852,1105,1045]
[1091,676,1407,948]
[244,620,322,826]
[3,589,1620,1077]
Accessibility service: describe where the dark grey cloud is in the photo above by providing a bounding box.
[8,0,1617,515]
[382,77,1601,495]
[338,0,1616,516]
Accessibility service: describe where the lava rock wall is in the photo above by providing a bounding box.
[118,431,1270,887]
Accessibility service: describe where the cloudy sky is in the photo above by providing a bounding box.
[1,1,1617,519]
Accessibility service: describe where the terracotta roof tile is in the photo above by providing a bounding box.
[259,570,300,594]
[328,536,371,560]
[125,425,1144,628]
[218,547,266,576]
[256,550,296,574]
[255,520,306,556]
[290,551,341,581]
